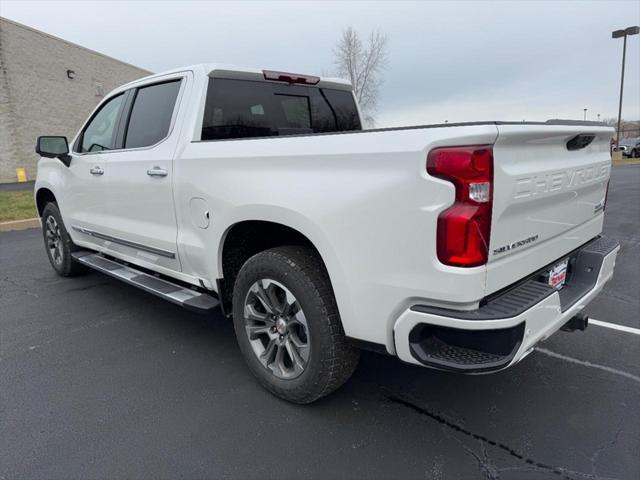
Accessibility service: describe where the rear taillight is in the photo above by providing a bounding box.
[427,145,494,267]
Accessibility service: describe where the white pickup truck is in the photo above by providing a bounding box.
[34,64,619,403]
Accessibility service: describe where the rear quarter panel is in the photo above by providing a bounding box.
[175,124,499,351]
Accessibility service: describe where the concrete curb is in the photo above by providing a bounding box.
[0,217,40,232]
[612,158,640,166]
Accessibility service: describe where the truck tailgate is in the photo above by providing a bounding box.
[486,124,613,294]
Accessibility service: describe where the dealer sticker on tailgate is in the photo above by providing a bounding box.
[548,259,569,289]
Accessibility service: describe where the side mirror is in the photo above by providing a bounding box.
[36,136,71,167]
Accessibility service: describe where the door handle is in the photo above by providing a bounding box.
[147,166,168,177]
[89,166,104,175]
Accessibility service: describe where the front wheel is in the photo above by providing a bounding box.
[41,203,86,277]
[232,246,359,404]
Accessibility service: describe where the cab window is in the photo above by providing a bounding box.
[79,94,124,153]
[124,80,181,149]
[201,78,361,141]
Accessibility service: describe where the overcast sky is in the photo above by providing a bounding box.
[2,0,639,126]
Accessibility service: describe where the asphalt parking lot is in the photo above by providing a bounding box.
[1,165,638,480]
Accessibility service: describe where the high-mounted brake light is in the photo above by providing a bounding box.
[427,146,494,267]
[263,70,320,85]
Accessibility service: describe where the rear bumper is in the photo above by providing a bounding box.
[393,236,620,372]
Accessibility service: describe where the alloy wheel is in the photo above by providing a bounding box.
[45,215,63,266]
[243,279,310,379]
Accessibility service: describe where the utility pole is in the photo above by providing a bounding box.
[612,26,639,147]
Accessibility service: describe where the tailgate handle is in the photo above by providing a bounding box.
[566,134,595,151]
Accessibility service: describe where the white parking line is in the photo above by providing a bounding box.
[589,318,640,336]
[535,348,640,384]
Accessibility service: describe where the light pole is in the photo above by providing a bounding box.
[583,108,587,121]
[612,26,639,147]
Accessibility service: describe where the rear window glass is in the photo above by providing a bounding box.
[322,89,362,131]
[201,78,361,141]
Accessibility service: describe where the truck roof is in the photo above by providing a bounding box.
[119,63,353,92]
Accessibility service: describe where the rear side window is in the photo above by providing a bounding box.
[124,80,181,149]
[201,78,361,141]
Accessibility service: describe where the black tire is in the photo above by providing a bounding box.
[41,202,86,277]
[232,246,359,404]
[633,149,639,159]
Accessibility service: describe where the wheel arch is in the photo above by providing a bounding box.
[217,217,349,319]
[35,187,57,217]
[218,220,330,312]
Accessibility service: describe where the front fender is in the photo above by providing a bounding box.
[34,157,67,215]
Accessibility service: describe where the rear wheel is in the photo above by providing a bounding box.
[232,246,359,403]
[632,148,639,158]
[41,203,86,277]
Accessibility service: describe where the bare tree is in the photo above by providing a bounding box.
[333,27,388,126]
[603,117,640,140]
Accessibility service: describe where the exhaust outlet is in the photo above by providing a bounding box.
[561,313,589,332]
